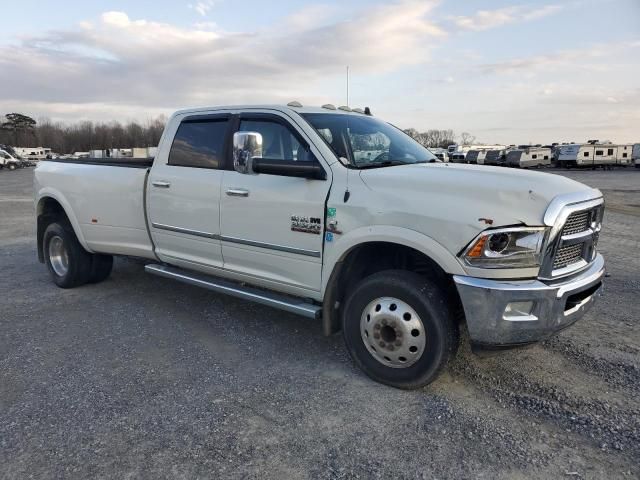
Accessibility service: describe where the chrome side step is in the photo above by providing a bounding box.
[145,264,322,319]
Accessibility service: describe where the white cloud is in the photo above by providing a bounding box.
[188,0,218,17]
[0,1,444,121]
[450,4,563,31]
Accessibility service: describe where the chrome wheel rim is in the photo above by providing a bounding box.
[48,235,69,277]
[360,297,426,368]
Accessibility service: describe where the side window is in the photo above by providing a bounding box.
[532,154,537,159]
[623,153,628,158]
[595,150,603,156]
[168,119,228,169]
[607,148,614,155]
[584,151,589,157]
[239,119,304,161]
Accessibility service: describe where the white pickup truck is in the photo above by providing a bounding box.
[34,104,605,389]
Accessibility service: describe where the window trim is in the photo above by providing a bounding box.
[168,113,231,170]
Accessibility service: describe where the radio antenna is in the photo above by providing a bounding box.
[346,65,350,106]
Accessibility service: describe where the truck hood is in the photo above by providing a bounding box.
[357,162,600,253]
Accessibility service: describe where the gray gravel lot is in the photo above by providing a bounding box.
[1,166,639,479]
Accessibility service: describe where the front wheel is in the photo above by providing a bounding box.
[342,270,458,389]
[7,163,17,171]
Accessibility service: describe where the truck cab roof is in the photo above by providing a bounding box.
[172,104,372,118]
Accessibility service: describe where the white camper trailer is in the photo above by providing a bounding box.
[15,147,47,161]
[558,143,631,168]
[506,147,552,168]
[616,144,633,165]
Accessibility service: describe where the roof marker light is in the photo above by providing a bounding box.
[321,104,336,110]
[338,105,352,112]
[287,101,303,107]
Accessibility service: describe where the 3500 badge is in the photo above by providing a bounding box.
[291,215,322,235]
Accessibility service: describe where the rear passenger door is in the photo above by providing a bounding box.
[148,113,229,270]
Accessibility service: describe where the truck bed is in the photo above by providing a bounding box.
[34,159,155,259]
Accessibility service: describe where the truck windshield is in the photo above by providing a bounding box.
[301,113,436,168]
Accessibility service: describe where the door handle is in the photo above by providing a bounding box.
[226,188,249,197]
[152,181,171,188]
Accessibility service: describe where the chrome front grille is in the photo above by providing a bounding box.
[562,210,590,236]
[540,202,603,279]
[553,243,584,269]
[539,194,604,280]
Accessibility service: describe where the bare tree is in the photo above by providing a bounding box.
[459,132,476,146]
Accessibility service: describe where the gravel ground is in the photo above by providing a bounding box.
[1,166,638,479]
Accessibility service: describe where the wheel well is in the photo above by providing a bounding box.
[322,242,463,335]
[37,197,70,263]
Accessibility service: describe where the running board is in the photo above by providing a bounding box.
[145,264,322,319]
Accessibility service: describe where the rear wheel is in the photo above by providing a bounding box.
[7,163,16,171]
[43,222,92,288]
[89,254,113,283]
[342,270,458,389]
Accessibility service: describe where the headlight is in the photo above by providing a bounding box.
[461,227,546,268]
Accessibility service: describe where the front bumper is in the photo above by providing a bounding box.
[453,253,605,346]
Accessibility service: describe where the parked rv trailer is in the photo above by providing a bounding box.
[558,143,632,168]
[14,147,47,161]
[484,149,509,166]
[616,144,633,165]
[465,150,482,164]
[633,144,640,168]
[506,147,552,168]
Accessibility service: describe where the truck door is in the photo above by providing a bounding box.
[220,113,330,292]
[147,113,229,271]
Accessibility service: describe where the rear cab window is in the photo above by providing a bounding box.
[168,118,229,169]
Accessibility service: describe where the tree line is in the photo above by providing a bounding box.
[0,112,475,154]
[0,113,166,154]
[403,128,476,149]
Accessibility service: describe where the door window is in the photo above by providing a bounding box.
[168,119,228,169]
[239,120,308,161]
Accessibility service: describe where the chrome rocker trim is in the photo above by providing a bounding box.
[151,223,321,258]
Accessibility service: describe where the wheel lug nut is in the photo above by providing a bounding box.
[379,341,385,348]
[395,340,401,346]
[388,345,394,351]
[373,333,380,339]
[381,319,387,326]
[374,324,381,330]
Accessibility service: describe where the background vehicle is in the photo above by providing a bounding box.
[34,103,606,389]
[557,142,632,168]
[429,148,449,162]
[0,149,22,170]
[633,143,640,168]
[506,147,552,168]
[14,147,47,162]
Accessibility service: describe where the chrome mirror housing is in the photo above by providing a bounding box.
[233,131,262,174]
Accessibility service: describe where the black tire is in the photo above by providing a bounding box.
[89,254,113,283]
[8,163,16,171]
[43,222,92,288]
[342,270,459,389]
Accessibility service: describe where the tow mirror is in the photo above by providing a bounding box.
[233,131,262,174]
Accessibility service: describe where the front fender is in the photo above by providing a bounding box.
[321,225,464,295]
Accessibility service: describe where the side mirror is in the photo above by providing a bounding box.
[233,131,262,174]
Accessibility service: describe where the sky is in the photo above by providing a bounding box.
[1,0,639,144]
